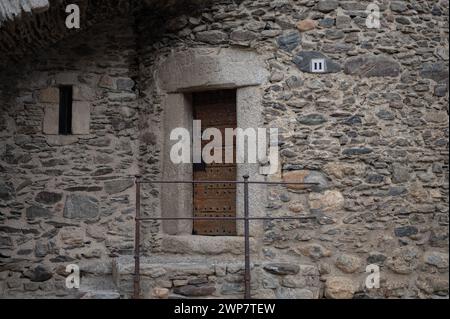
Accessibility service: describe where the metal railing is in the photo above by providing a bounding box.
[133,175,318,299]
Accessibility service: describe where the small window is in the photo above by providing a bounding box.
[59,86,73,135]
[311,58,326,73]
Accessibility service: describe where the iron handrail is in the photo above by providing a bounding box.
[133,175,318,299]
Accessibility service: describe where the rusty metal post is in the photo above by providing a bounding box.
[243,174,251,299]
[133,175,141,299]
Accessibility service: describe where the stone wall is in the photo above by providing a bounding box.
[1,0,449,299]
[0,16,141,297]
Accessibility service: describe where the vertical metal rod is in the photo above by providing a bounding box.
[243,174,251,299]
[133,175,141,299]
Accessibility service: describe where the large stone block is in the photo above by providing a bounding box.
[156,48,269,92]
[72,102,91,135]
[344,55,401,77]
[325,276,355,299]
[39,87,59,103]
[63,194,99,219]
[42,104,59,135]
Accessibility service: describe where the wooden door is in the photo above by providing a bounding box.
[193,90,237,236]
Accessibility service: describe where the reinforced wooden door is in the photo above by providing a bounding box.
[192,90,237,236]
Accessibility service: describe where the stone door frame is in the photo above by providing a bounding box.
[154,48,269,247]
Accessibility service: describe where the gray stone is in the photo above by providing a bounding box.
[0,180,14,201]
[116,78,135,91]
[386,246,420,274]
[230,30,256,42]
[0,236,13,248]
[63,194,99,219]
[319,18,335,28]
[396,16,410,25]
[104,179,134,195]
[424,252,448,269]
[35,191,62,205]
[388,186,408,196]
[35,240,49,257]
[335,254,361,273]
[394,226,418,237]
[276,287,314,299]
[392,163,411,183]
[434,84,448,97]
[344,55,401,77]
[173,284,216,296]
[196,30,228,44]
[263,263,300,275]
[28,265,53,282]
[420,62,449,83]
[26,205,52,219]
[342,147,373,156]
[367,252,387,265]
[317,0,338,13]
[297,114,327,126]
[390,1,408,12]
[293,51,341,74]
[376,110,395,121]
[277,31,301,52]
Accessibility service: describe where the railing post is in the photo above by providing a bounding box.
[243,174,251,299]
[133,175,141,299]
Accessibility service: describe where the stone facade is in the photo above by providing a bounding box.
[0,0,449,299]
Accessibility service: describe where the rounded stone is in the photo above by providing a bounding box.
[296,19,316,32]
[335,254,362,273]
[309,190,345,212]
[325,276,355,299]
[152,287,169,299]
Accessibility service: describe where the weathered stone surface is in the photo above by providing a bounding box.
[325,277,355,299]
[26,205,52,219]
[230,30,256,43]
[283,170,330,192]
[297,244,332,260]
[104,179,134,195]
[63,194,99,219]
[35,191,62,205]
[317,0,338,13]
[297,114,327,126]
[296,19,316,32]
[344,55,401,77]
[152,287,170,299]
[156,48,269,92]
[173,284,216,297]
[309,190,345,212]
[27,265,53,282]
[293,51,341,73]
[39,87,58,103]
[335,254,361,273]
[277,31,301,52]
[386,247,420,274]
[390,1,408,12]
[342,147,373,156]
[391,163,411,183]
[263,263,300,275]
[196,30,227,44]
[0,180,14,201]
[275,287,314,299]
[424,252,449,269]
[420,62,449,83]
[394,226,418,237]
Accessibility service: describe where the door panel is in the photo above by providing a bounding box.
[193,90,237,236]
